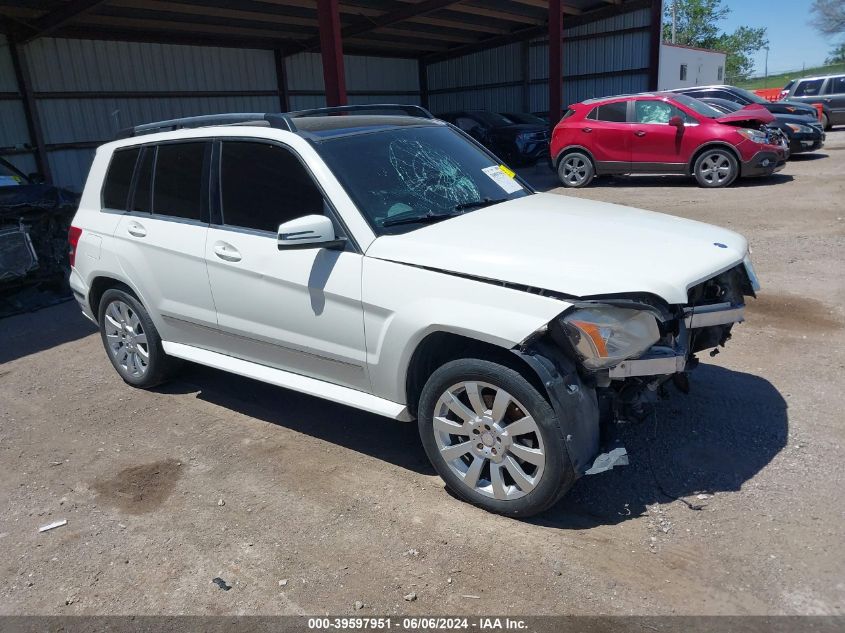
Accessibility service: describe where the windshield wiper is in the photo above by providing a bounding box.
[381,210,459,228]
[453,197,509,211]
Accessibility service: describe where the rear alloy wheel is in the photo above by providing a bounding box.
[418,359,575,517]
[693,149,738,188]
[98,288,174,388]
[557,152,595,188]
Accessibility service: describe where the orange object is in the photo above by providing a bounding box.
[813,102,824,122]
[752,88,782,102]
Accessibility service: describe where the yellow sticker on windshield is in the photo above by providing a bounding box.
[498,164,515,179]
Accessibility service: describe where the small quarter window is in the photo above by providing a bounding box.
[152,142,206,221]
[220,141,324,233]
[102,147,139,210]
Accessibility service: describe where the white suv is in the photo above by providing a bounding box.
[69,105,759,517]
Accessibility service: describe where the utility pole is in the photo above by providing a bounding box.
[764,46,769,86]
[671,0,677,44]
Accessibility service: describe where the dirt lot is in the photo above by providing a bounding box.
[1,132,844,616]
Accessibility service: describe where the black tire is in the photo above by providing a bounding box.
[821,112,831,131]
[692,148,739,188]
[97,288,175,388]
[418,358,576,517]
[557,151,595,188]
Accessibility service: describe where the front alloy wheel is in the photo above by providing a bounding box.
[693,149,738,188]
[418,359,575,517]
[433,381,545,501]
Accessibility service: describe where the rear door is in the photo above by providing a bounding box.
[822,76,845,124]
[585,100,632,172]
[110,141,217,348]
[204,139,369,391]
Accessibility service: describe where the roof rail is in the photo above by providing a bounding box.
[287,104,435,121]
[115,112,294,139]
[113,104,434,140]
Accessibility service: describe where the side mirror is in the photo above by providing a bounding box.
[277,214,346,251]
[669,115,684,128]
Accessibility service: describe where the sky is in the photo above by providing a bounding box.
[707,0,837,76]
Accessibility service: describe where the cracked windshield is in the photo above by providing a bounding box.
[317,126,529,234]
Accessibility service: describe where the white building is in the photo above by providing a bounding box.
[658,43,727,90]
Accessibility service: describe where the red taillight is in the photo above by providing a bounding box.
[68,226,82,268]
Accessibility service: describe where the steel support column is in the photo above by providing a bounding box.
[7,34,51,183]
[548,0,562,126]
[521,40,531,112]
[317,0,347,107]
[648,0,663,90]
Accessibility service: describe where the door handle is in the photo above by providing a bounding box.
[634,130,647,137]
[582,127,593,133]
[213,241,242,262]
[127,221,146,238]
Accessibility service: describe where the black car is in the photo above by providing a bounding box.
[436,110,550,166]
[700,98,825,155]
[0,157,79,317]
[669,84,820,120]
[501,112,550,126]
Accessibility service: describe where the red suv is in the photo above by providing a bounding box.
[551,92,787,188]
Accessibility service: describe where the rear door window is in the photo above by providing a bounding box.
[588,101,628,122]
[795,79,824,97]
[824,76,845,95]
[152,142,207,221]
[102,147,140,210]
[219,141,324,234]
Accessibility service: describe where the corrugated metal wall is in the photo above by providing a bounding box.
[428,7,653,115]
[0,35,37,176]
[285,52,420,111]
[0,39,419,191]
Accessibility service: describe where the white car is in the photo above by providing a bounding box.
[68,106,759,517]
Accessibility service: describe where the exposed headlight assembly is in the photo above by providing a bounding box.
[557,306,661,371]
[736,128,769,144]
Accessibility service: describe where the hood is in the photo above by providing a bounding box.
[716,104,774,125]
[365,193,748,305]
[766,100,818,117]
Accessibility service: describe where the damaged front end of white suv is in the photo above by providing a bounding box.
[512,256,759,477]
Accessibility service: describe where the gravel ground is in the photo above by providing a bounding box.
[1,131,843,616]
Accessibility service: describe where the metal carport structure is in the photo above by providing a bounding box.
[0,0,662,189]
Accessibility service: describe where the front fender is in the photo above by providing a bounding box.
[362,257,570,403]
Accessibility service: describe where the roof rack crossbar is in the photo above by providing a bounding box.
[286,104,435,121]
[116,113,294,139]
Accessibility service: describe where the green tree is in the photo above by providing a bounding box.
[827,42,845,64]
[663,0,768,82]
[811,0,845,37]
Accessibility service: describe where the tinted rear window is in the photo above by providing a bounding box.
[588,102,628,122]
[102,147,139,210]
[152,142,206,221]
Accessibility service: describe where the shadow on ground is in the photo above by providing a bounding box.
[539,364,787,528]
[0,300,97,364]
[160,363,434,476]
[516,167,795,192]
[164,361,786,527]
